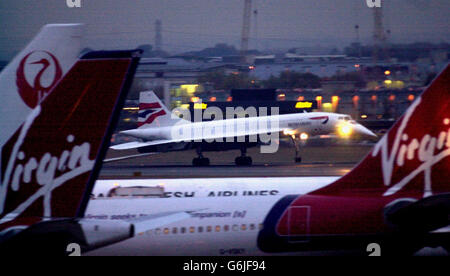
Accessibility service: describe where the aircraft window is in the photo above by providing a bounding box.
[344,117,350,121]
[198,226,203,233]
[98,193,104,197]
[172,227,178,234]
[232,225,239,231]
[164,228,169,235]
[155,228,161,235]
[241,224,247,231]
[224,225,230,232]
[206,226,212,232]
[181,227,186,234]
[249,224,255,230]
[215,225,221,232]
[189,226,195,233]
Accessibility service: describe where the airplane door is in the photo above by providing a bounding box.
[287,206,310,243]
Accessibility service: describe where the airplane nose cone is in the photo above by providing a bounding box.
[121,129,143,138]
[354,123,377,138]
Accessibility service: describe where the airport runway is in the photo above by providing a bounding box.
[99,143,372,179]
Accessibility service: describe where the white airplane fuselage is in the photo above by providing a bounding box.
[85,177,338,255]
[121,112,369,142]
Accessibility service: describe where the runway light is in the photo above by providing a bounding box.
[210,96,217,102]
[408,94,415,101]
[191,96,200,103]
[226,96,233,102]
[384,70,391,76]
[300,133,309,140]
[278,94,286,101]
[337,123,353,137]
[361,114,368,119]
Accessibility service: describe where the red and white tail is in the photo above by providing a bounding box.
[313,64,450,199]
[0,24,83,152]
[0,49,141,231]
[137,90,188,128]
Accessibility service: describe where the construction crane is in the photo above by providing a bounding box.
[240,0,252,61]
[372,5,389,62]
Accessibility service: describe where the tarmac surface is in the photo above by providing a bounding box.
[99,141,373,179]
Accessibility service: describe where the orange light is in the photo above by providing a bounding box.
[226,96,232,102]
[389,95,396,101]
[248,65,255,70]
[331,96,339,112]
[210,96,217,102]
[408,94,414,101]
[352,95,359,108]
[278,94,286,101]
[371,95,377,101]
[190,96,200,103]
[315,96,322,109]
[297,96,304,101]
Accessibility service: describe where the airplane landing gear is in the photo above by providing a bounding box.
[235,145,252,166]
[290,135,303,163]
[192,146,210,166]
[192,157,210,166]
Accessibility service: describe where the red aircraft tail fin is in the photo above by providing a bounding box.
[314,64,450,199]
[0,50,141,230]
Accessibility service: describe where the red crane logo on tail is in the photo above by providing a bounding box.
[16,51,62,108]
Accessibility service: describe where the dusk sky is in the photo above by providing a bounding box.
[0,0,449,59]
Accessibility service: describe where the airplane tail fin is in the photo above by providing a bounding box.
[0,49,141,231]
[137,90,188,128]
[313,64,450,199]
[0,24,83,149]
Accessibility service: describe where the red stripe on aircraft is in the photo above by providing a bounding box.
[139,102,161,109]
[137,109,166,126]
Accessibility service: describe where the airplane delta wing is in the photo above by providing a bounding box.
[110,123,286,150]
[257,64,450,254]
[0,25,189,255]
